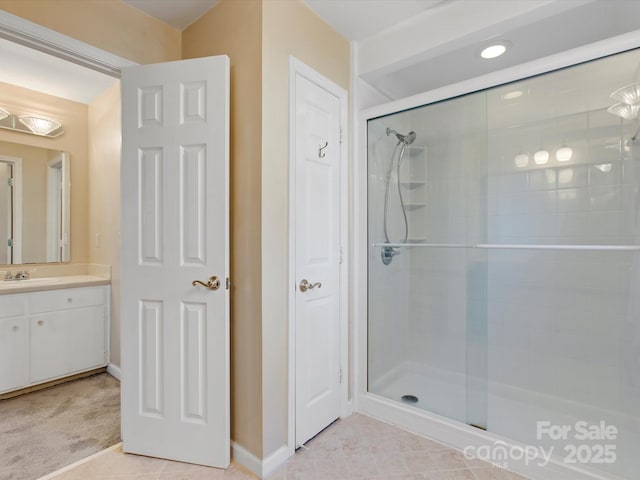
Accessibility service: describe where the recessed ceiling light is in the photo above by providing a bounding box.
[502,90,523,100]
[480,41,511,59]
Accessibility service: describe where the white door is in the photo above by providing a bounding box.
[121,56,230,468]
[46,152,70,262]
[294,72,343,446]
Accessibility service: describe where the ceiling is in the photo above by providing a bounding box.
[0,0,442,104]
[0,37,117,105]
[302,0,448,41]
[362,0,640,100]
[0,0,638,107]
[121,0,221,31]
[120,0,447,39]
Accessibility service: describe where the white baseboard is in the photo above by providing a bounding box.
[346,399,354,415]
[231,442,262,478]
[232,442,290,479]
[262,444,290,477]
[106,363,121,381]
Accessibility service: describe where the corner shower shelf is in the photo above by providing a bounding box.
[406,146,426,153]
[404,203,426,211]
[400,181,425,189]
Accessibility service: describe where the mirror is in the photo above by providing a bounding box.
[0,140,70,264]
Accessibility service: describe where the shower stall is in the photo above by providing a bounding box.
[361,46,640,480]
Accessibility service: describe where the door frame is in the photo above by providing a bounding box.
[0,10,136,76]
[0,155,21,264]
[0,8,135,365]
[287,56,350,455]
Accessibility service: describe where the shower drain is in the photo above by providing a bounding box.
[400,394,419,404]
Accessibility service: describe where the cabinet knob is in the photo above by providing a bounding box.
[37,320,44,326]
[67,297,73,303]
[12,325,18,332]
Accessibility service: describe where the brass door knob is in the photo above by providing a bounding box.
[192,276,221,290]
[299,279,322,292]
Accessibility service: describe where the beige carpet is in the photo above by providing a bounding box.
[0,373,120,480]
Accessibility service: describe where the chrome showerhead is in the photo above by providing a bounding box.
[386,127,416,145]
[404,131,416,144]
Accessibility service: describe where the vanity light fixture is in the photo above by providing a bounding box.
[607,81,640,122]
[514,152,529,168]
[18,115,62,136]
[0,107,64,138]
[533,149,549,165]
[607,102,639,120]
[556,145,573,162]
[480,41,511,59]
[611,81,640,105]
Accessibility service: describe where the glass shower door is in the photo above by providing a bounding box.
[367,46,640,479]
[367,92,488,427]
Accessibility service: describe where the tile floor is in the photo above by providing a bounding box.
[45,414,528,480]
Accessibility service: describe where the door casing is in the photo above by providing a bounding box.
[0,155,21,264]
[287,56,350,456]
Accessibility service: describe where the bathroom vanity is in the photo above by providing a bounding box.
[0,276,110,395]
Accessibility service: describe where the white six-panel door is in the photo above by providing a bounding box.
[294,72,343,446]
[121,56,230,468]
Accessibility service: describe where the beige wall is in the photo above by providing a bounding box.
[0,0,180,64]
[88,81,122,365]
[184,0,349,458]
[261,0,350,455]
[0,81,89,266]
[0,1,181,367]
[183,0,264,458]
[1,0,350,461]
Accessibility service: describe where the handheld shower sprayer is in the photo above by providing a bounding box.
[387,128,417,146]
[381,127,417,265]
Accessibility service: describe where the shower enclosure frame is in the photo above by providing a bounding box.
[354,29,640,480]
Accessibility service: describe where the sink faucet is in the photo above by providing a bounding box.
[4,270,30,281]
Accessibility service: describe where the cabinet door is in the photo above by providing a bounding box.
[30,306,106,383]
[0,316,28,393]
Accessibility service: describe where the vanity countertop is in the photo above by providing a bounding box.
[0,275,110,295]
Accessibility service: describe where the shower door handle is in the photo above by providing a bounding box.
[299,278,321,292]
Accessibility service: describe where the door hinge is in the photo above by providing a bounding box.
[7,238,13,247]
[339,367,344,384]
[7,177,13,187]
[339,247,343,264]
[339,127,343,144]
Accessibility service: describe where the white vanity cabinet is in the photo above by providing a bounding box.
[0,294,29,392]
[0,284,109,395]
